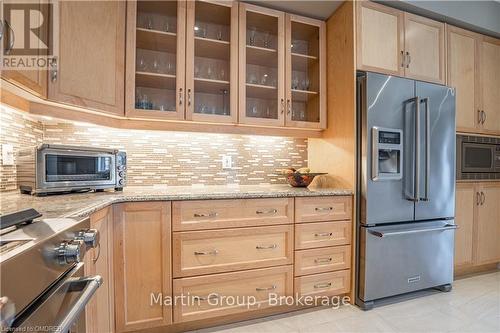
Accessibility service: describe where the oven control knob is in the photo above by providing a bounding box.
[118,179,124,186]
[75,229,100,248]
[118,171,124,177]
[57,240,85,265]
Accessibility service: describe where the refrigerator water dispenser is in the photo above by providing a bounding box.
[372,127,403,181]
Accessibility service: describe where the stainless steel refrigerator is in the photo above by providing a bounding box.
[356,72,457,310]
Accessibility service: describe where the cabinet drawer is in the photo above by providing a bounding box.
[173,266,293,322]
[295,196,351,223]
[173,225,294,277]
[295,221,351,250]
[172,198,294,231]
[294,270,350,297]
[295,245,351,276]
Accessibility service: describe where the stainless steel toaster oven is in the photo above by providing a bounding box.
[17,144,127,195]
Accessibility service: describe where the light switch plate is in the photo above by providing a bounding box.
[221,155,232,169]
[2,144,14,166]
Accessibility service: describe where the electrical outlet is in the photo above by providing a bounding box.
[1,144,14,166]
[221,155,232,169]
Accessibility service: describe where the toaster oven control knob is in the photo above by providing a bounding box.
[118,179,124,186]
[75,229,100,249]
[118,171,124,177]
[57,239,85,265]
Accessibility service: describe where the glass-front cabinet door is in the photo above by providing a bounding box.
[126,0,186,120]
[239,3,285,126]
[185,0,238,123]
[285,14,326,129]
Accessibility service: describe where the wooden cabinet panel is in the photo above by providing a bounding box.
[475,184,500,265]
[295,196,351,223]
[294,245,351,277]
[454,183,476,267]
[85,207,114,333]
[294,270,350,297]
[295,221,351,250]
[479,37,500,133]
[49,1,125,115]
[1,0,48,97]
[173,225,293,277]
[447,26,479,132]
[172,198,294,231]
[404,13,445,84]
[173,265,293,323]
[114,202,171,332]
[356,1,404,76]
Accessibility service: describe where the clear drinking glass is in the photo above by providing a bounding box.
[249,27,257,46]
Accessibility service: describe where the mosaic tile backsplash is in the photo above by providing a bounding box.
[0,107,308,191]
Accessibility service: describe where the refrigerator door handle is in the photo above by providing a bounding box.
[421,97,430,201]
[403,97,420,202]
[367,224,457,238]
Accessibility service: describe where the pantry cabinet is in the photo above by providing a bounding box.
[475,183,500,265]
[113,202,172,332]
[454,182,500,270]
[356,1,445,84]
[48,1,125,115]
[479,37,500,134]
[85,207,114,333]
[447,25,500,135]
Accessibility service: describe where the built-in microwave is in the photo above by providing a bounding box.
[17,144,127,195]
[456,135,500,180]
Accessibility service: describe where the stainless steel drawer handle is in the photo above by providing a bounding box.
[193,212,218,218]
[194,249,219,256]
[194,293,219,301]
[314,232,333,237]
[256,209,278,215]
[256,285,277,291]
[256,244,277,250]
[368,224,458,238]
[315,207,333,212]
[313,282,332,289]
[314,257,333,264]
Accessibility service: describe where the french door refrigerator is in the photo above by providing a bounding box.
[356,72,457,310]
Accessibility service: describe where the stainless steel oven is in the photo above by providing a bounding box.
[17,144,127,195]
[457,135,500,180]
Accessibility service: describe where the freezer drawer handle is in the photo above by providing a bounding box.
[368,224,457,238]
[56,275,103,333]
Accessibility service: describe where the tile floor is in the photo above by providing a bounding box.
[195,271,500,333]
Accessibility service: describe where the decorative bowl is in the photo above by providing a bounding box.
[285,173,327,187]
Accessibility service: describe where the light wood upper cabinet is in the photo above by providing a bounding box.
[85,207,114,333]
[238,3,285,127]
[454,183,475,267]
[479,37,500,133]
[285,14,326,129]
[48,1,125,116]
[356,1,404,76]
[475,184,500,265]
[1,0,48,97]
[125,0,186,120]
[113,202,172,332]
[447,26,479,131]
[185,0,238,123]
[404,13,445,84]
[356,2,445,84]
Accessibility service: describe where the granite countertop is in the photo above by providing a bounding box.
[0,184,352,219]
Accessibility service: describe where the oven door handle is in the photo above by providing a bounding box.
[56,275,102,333]
[368,224,457,238]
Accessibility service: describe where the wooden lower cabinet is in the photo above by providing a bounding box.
[113,202,172,332]
[173,266,293,323]
[455,182,500,272]
[85,207,114,333]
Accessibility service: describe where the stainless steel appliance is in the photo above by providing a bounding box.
[356,72,457,310]
[0,209,101,332]
[456,134,500,180]
[17,144,127,195]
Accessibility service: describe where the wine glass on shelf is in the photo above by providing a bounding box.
[137,55,147,72]
[163,17,170,33]
[249,27,257,46]
[217,25,223,41]
[302,78,310,91]
[152,58,160,73]
[194,63,200,78]
[292,76,299,90]
[263,32,271,49]
[147,16,154,30]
